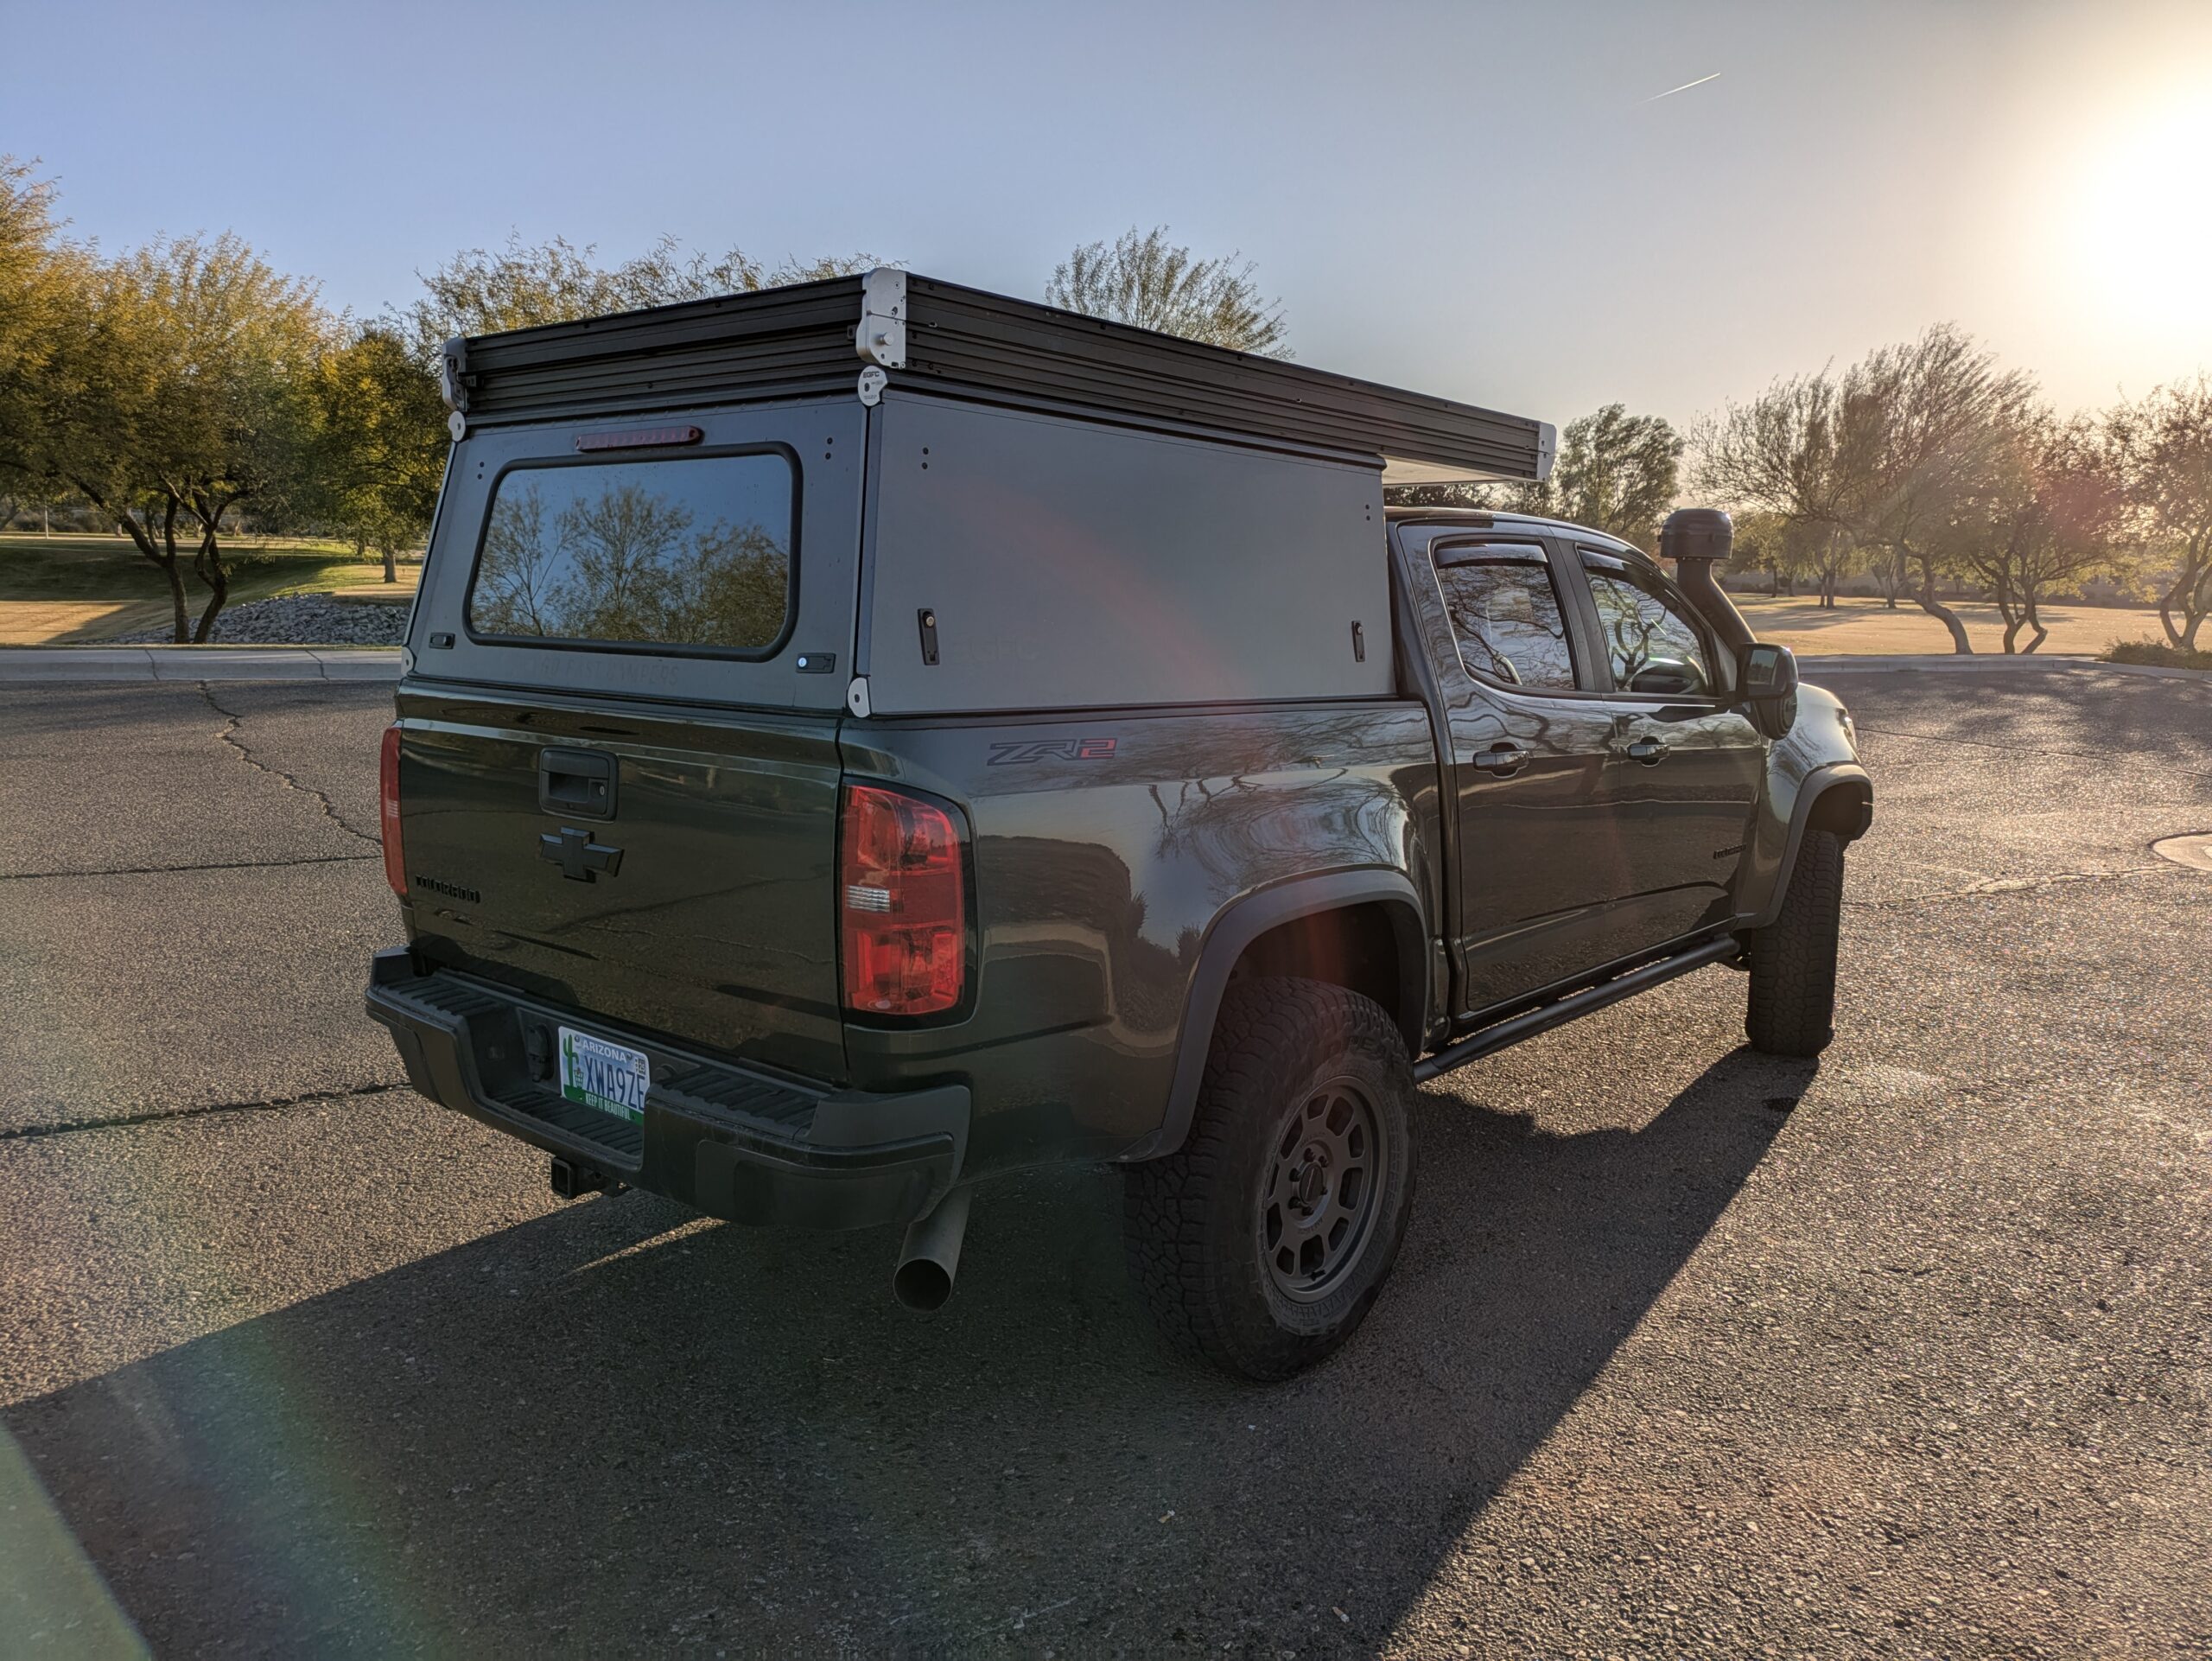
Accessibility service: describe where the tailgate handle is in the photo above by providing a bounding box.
[539,748,617,820]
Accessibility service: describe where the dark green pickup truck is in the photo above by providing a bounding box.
[367,272,1871,1378]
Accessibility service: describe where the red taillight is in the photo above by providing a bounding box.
[379,724,407,898]
[840,784,966,1017]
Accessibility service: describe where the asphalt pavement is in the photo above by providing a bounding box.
[1,668,2208,1658]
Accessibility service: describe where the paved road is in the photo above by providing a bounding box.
[2,670,2208,1658]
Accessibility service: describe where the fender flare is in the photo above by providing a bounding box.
[1745,762,1873,930]
[1122,869,1428,1163]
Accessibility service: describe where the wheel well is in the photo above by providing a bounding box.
[1805,779,1874,843]
[1225,901,1422,1056]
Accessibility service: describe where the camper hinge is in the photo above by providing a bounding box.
[1534,420,1560,481]
[856,268,907,369]
[438,336,469,411]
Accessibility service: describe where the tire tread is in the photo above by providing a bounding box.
[1122,977,1414,1380]
[1745,828,1846,1057]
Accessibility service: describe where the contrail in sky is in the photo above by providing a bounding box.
[1645,72,1721,102]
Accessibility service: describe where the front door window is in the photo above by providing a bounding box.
[1582,556,1713,696]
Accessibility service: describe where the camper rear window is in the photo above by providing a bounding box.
[466,451,795,654]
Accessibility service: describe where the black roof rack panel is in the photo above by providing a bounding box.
[448,270,1554,484]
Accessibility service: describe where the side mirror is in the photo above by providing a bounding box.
[1739,642,1800,739]
[1626,658,1708,697]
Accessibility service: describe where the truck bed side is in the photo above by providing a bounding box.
[836,699,1446,1176]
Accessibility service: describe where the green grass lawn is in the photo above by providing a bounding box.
[0,533,414,606]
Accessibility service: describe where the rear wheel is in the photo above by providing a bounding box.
[1745,828,1846,1057]
[1122,977,1416,1381]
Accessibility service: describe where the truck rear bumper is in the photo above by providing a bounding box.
[365,947,967,1231]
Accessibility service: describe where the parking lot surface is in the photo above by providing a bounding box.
[2,668,2208,1658]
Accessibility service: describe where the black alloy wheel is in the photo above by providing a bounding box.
[1260,1075,1390,1303]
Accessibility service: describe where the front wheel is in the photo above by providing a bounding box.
[1122,977,1417,1381]
[1745,828,1846,1057]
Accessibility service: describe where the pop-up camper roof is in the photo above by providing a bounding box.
[440,270,1554,487]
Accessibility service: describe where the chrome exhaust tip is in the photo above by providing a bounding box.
[892,1186,972,1313]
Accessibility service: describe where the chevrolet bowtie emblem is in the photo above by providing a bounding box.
[538,825,624,882]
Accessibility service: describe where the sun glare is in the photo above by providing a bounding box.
[2063,90,2212,341]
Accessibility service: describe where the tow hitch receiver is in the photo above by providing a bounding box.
[549,1155,611,1200]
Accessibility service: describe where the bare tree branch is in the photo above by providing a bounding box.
[1046,227,1288,358]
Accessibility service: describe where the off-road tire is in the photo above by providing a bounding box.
[1122,977,1417,1381]
[1745,828,1846,1057]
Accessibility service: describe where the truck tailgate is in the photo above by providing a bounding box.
[391,687,846,1084]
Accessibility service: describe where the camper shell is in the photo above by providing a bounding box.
[418,270,1554,716]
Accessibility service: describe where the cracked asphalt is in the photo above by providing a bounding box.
[1,669,2208,1659]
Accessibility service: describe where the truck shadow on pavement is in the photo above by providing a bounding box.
[8,1046,1814,1657]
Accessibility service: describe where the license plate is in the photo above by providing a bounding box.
[557,1027,650,1124]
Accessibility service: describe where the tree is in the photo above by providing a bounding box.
[1383,474,1547,517]
[309,325,447,581]
[1835,325,2037,654]
[1695,372,1862,608]
[1699,327,2033,647]
[1865,544,1910,609]
[2106,376,2212,650]
[0,159,87,500]
[1046,226,1288,356]
[1542,404,1681,551]
[28,232,333,641]
[1946,412,2124,653]
[1383,404,1680,545]
[401,233,882,353]
[1783,520,1859,608]
[1723,508,1788,594]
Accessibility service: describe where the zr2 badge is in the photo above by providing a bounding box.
[987,737,1119,766]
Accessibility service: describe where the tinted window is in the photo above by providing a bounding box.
[1432,548,1578,690]
[469,453,793,652]
[1583,555,1712,696]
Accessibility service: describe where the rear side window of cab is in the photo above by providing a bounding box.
[464,449,798,657]
[1431,543,1580,691]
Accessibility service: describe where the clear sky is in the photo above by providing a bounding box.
[5,0,2209,428]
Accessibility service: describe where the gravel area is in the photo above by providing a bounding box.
[112,592,410,646]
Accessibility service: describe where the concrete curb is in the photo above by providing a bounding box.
[1800,653,2209,683]
[0,646,402,684]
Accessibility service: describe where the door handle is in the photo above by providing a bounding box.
[1625,739,1669,765]
[538,748,617,819]
[1472,744,1529,777]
